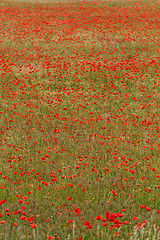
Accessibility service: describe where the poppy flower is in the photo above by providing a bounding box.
[0,221,5,224]
[108,214,116,222]
[68,220,73,223]
[87,224,92,229]
[95,215,102,220]
[146,207,151,211]
[102,223,108,226]
[84,220,90,226]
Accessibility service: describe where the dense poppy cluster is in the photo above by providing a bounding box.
[0,0,160,239]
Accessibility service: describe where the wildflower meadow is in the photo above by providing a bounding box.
[0,0,160,239]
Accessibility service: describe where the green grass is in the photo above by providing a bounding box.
[0,0,160,239]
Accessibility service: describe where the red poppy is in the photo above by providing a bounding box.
[108,214,116,222]
[68,220,73,223]
[87,224,92,229]
[0,221,5,224]
[95,215,102,220]
[102,222,108,226]
[84,220,90,226]
[146,207,151,211]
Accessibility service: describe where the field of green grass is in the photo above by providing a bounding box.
[0,0,160,239]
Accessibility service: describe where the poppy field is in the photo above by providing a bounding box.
[0,0,160,239]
